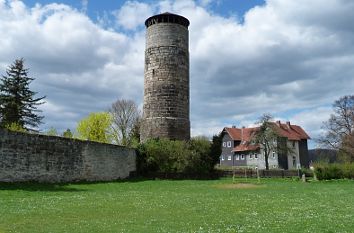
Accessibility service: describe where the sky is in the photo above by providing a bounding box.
[1,0,354,149]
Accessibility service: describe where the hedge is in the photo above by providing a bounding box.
[314,163,354,180]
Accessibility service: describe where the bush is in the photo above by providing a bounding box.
[4,122,27,133]
[314,162,354,180]
[137,137,216,175]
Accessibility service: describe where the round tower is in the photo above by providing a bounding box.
[141,12,190,141]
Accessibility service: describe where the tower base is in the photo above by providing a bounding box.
[140,117,190,142]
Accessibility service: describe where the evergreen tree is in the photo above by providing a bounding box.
[0,58,45,129]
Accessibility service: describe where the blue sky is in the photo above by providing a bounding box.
[1,0,354,149]
[25,0,266,22]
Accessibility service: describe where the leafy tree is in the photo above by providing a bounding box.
[319,95,354,162]
[187,136,213,173]
[252,114,293,170]
[209,132,223,168]
[76,112,112,143]
[62,128,73,138]
[0,58,45,129]
[137,137,216,175]
[4,122,26,133]
[109,99,140,146]
[46,127,58,136]
[128,116,142,147]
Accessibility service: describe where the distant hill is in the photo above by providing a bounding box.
[308,149,339,163]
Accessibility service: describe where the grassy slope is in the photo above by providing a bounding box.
[0,178,353,233]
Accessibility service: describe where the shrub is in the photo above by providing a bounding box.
[314,162,354,180]
[137,138,189,174]
[137,137,216,175]
[4,122,27,133]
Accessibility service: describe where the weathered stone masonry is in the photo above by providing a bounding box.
[141,13,190,141]
[0,129,136,183]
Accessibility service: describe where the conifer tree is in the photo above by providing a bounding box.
[0,58,45,129]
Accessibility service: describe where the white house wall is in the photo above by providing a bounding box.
[245,151,279,169]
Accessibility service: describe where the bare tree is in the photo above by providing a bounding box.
[252,114,278,170]
[319,95,354,162]
[109,99,140,146]
[252,114,293,170]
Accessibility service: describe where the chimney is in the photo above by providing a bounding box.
[276,120,281,127]
[286,121,291,129]
[232,125,236,128]
[241,126,245,141]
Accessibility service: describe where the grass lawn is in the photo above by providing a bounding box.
[0,178,353,233]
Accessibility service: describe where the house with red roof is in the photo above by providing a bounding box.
[220,121,310,169]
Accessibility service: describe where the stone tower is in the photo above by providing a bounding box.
[141,12,190,141]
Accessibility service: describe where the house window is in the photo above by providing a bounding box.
[227,141,231,147]
[272,151,275,158]
[292,156,296,168]
[223,142,226,147]
[292,141,295,148]
[228,155,232,160]
[249,154,253,159]
[254,153,258,159]
[236,155,240,160]
[241,154,245,160]
[221,155,225,161]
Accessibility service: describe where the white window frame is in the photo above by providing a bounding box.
[236,155,240,160]
[241,154,245,160]
[222,142,226,147]
[227,141,231,147]
[221,155,225,161]
[272,151,276,158]
[227,155,232,161]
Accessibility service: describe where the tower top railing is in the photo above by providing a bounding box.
[145,12,190,28]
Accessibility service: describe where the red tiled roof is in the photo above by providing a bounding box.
[224,127,258,141]
[223,121,310,152]
[232,143,260,152]
[272,122,310,140]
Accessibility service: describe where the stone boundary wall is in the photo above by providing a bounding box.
[0,129,136,183]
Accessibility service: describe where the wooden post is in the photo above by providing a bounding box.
[232,166,235,183]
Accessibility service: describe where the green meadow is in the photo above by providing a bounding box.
[0,178,353,233]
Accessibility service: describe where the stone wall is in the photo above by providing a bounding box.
[0,129,136,183]
[141,14,190,142]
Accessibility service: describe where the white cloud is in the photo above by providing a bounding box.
[0,0,353,148]
[114,1,153,30]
